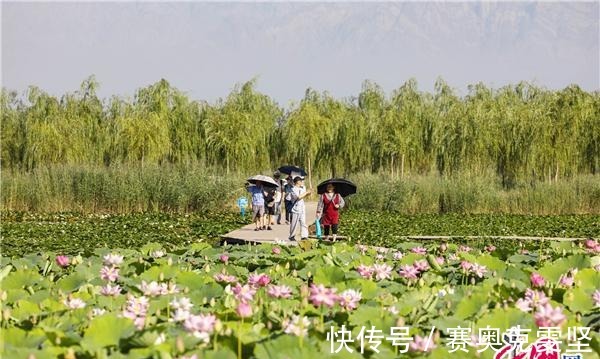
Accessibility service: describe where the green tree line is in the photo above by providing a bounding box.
[2,76,599,188]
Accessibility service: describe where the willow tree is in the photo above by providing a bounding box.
[284,89,332,189]
[357,80,387,173]
[205,79,280,173]
[117,112,170,166]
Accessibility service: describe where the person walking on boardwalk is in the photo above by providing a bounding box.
[289,176,312,241]
[273,171,284,225]
[283,175,294,224]
[316,183,345,241]
[247,182,266,230]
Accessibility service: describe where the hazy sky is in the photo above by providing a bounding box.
[2,1,599,105]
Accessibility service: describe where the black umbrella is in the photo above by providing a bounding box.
[317,178,357,197]
[277,165,307,177]
[247,175,279,188]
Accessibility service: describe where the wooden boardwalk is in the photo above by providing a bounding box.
[221,202,319,246]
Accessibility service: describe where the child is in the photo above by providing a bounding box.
[316,183,345,241]
[247,182,265,230]
[289,176,312,241]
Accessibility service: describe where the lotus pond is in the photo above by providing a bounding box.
[1,238,599,359]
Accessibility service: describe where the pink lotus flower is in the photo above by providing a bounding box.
[516,289,549,312]
[356,264,374,279]
[214,273,237,283]
[267,285,293,299]
[64,297,86,309]
[248,273,270,287]
[184,313,217,341]
[283,315,311,337]
[460,261,473,271]
[375,254,385,261]
[530,273,546,288]
[413,260,430,272]
[584,239,600,253]
[399,265,420,280]
[236,302,253,318]
[525,289,549,306]
[339,289,362,311]
[593,290,600,308]
[409,334,437,352]
[220,254,229,264]
[56,255,70,268]
[485,245,497,253]
[515,298,532,312]
[393,251,404,260]
[103,254,124,266]
[559,275,574,287]
[100,284,121,296]
[272,247,281,255]
[232,283,256,303]
[122,295,149,330]
[100,266,119,282]
[534,303,566,328]
[411,247,427,255]
[436,257,445,265]
[471,264,488,278]
[139,281,168,297]
[373,263,393,281]
[309,284,338,308]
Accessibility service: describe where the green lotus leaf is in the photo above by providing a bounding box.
[80,313,136,352]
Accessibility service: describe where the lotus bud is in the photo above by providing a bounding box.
[285,262,290,270]
[205,265,211,273]
[27,354,35,359]
[498,278,503,287]
[292,269,298,277]
[176,336,185,353]
[215,319,223,332]
[55,336,61,345]
[183,287,189,294]
[209,298,216,307]
[139,257,144,263]
[470,277,476,285]
[307,271,312,278]
[65,348,76,359]
[418,278,425,287]
[3,308,11,321]
[548,288,553,297]
[167,257,173,266]
[510,281,516,289]
[266,321,273,330]
[159,272,164,282]
[1,290,7,301]
[396,317,405,327]
[203,297,208,305]
[576,313,581,322]
[70,256,80,266]
[225,327,233,336]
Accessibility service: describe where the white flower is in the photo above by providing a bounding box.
[103,254,124,266]
[172,309,192,322]
[387,306,399,315]
[151,250,165,258]
[64,297,86,309]
[171,297,193,311]
[393,251,404,260]
[139,281,168,297]
[154,333,166,345]
[283,315,311,337]
[91,308,106,317]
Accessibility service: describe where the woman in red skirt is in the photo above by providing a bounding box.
[316,183,345,241]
